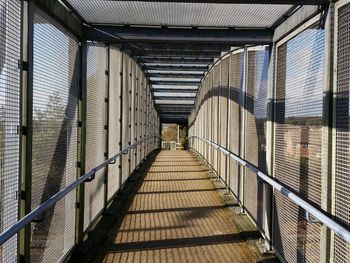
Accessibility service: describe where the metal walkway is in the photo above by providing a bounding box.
[93,151,273,263]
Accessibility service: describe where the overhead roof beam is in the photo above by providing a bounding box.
[151,80,201,86]
[105,0,327,4]
[154,96,196,100]
[131,42,232,49]
[147,73,204,78]
[145,65,208,71]
[84,26,273,45]
[140,57,213,64]
[158,110,192,114]
[134,51,222,58]
[152,88,198,93]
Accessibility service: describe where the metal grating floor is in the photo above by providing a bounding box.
[94,151,270,263]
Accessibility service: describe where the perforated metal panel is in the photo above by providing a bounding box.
[220,57,229,181]
[244,46,269,233]
[334,1,350,261]
[273,22,324,263]
[31,8,79,262]
[140,74,145,161]
[84,43,107,230]
[66,0,293,28]
[107,47,121,201]
[212,64,220,174]
[0,1,21,262]
[130,60,136,173]
[121,54,131,184]
[228,50,244,198]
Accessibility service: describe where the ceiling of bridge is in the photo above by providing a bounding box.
[64,0,326,123]
[66,1,294,27]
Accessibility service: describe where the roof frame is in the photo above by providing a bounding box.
[84,25,274,45]
[105,0,327,4]
[147,73,204,78]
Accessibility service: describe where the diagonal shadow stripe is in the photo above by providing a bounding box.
[126,204,238,215]
[136,188,225,195]
[105,232,261,252]
[143,177,215,182]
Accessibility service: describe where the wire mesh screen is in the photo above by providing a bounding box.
[136,70,143,165]
[31,8,79,262]
[140,75,145,161]
[334,2,350,261]
[208,72,213,165]
[228,51,244,198]
[130,60,136,173]
[244,47,269,233]
[121,54,131,184]
[0,1,21,262]
[84,43,107,231]
[220,57,229,180]
[107,47,121,201]
[273,22,324,263]
[213,64,220,173]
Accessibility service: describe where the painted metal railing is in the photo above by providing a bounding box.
[187,135,350,243]
[0,135,159,246]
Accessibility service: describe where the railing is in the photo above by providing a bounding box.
[0,135,159,246]
[187,135,350,243]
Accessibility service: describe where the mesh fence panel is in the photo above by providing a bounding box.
[140,75,145,161]
[84,43,107,231]
[213,64,220,173]
[121,54,131,184]
[0,1,21,262]
[220,57,229,181]
[107,47,121,201]
[130,60,136,173]
[208,72,213,165]
[31,8,79,262]
[229,51,244,198]
[334,2,350,261]
[244,47,269,233]
[273,22,324,263]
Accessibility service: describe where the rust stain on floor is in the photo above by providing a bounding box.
[95,151,262,263]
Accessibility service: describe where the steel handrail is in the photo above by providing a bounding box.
[188,135,350,243]
[0,135,159,246]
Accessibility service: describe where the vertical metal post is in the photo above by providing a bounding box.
[19,0,28,261]
[226,52,232,194]
[103,45,110,211]
[320,3,334,262]
[239,46,248,209]
[21,1,34,261]
[118,52,124,189]
[177,124,179,144]
[76,39,87,244]
[267,42,277,250]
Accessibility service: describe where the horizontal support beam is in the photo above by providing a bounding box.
[85,25,273,44]
[157,106,192,113]
[159,113,191,116]
[134,51,222,58]
[152,88,198,93]
[160,119,188,124]
[128,42,232,50]
[159,116,188,118]
[147,73,204,78]
[157,105,193,109]
[158,110,191,115]
[140,57,213,64]
[106,0,326,4]
[154,96,196,100]
[151,80,201,86]
[145,65,208,71]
